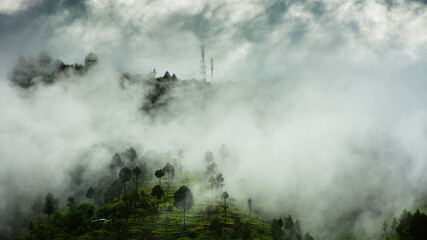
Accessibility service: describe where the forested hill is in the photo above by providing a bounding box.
[6,53,427,240]
[13,148,315,240]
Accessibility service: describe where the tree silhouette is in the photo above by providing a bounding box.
[162,163,173,188]
[84,52,98,69]
[285,215,295,239]
[278,217,283,239]
[85,187,95,204]
[170,166,175,185]
[209,176,216,202]
[43,192,57,219]
[174,185,194,231]
[205,151,214,164]
[391,217,398,230]
[155,169,165,186]
[295,220,302,240]
[304,233,315,240]
[133,166,142,192]
[221,191,229,224]
[119,167,132,196]
[110,153,123,170]
[67,196,75,211]
[271,218,281,240]
[206,161,217,177]
[248,198,252,213]
[216,172,225,190]
[151,185,164,218]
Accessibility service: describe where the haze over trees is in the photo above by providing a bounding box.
[174,185,194,231]
[119,167,132,195]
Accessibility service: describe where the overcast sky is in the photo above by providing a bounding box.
[1,1,427,239]
[1,0,426,80]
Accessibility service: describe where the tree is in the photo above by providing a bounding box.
[163,163,174,188]
[206,162,217,177]
[295,220,302,240]
[170,166,175,185]
[271,218,282,240]
[174,185,194,231]
[85,187,95,204]
[285,215,295,239]
[209,176,216,202]
[216,172,225,190]
[155,169,165,186]
[43,192,57,219]
[67,196,75,211]
[205,151,214,164]
[151,185,164,218]
[221,191,229,224]
[382,222,388,234]
[110,153,123,169]
[304,232,315,240]
[133,166,142,192]
[125,147,137,162]
[391,217,398,231]
[278,217,283,239]
[248,198,252,213]
[119,167,132,196]
[84,52,98,68]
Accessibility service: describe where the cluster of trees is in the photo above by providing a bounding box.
[10,52,98,88]
[271,215,314,240]
[382,209,427,240]
[142,71,179,112]
[22,148,197,239]
[204,151,225,201]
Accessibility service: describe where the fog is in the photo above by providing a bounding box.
[1,0,427,239]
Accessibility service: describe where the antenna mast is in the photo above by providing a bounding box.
[200,45,207,81]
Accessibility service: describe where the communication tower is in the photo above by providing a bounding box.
[200,45,207,81]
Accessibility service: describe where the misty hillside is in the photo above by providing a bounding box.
[2,0,427,240]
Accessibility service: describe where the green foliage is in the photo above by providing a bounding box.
[21,174,276,240]
[133,166,142,191]
[174,186,194,211]
[43,192,57,218]
[174,185,194,231]
[119,167,132,195]
[151,185,165,218]
[396,209,427,240]
[86,187,95,203]
[155,169,165,186]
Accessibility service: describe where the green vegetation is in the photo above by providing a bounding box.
[18,147,427,240]
[16,173,277,240]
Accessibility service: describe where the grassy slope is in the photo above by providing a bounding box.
[76,174,271,239]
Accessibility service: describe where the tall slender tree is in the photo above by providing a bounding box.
[119,167,132,195]
[133,166,142,191]
[155,169,165,186]
[248,198,252,213]
[151,185,164,218]
[221,191,229,224]
[174,185,194,231]
[43,192,57,219]
[85,187,95,204]
[162,163,173,188]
